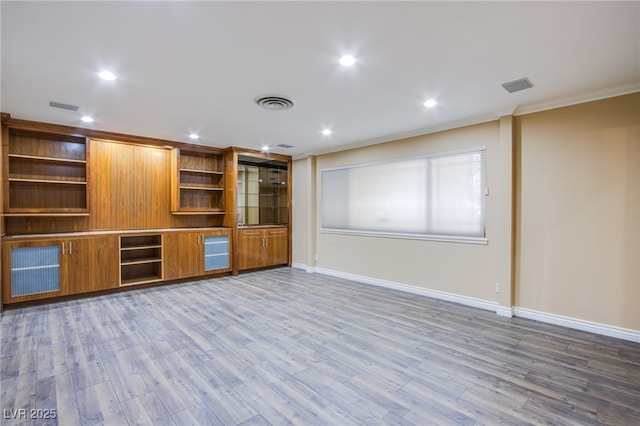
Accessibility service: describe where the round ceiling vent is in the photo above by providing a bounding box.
[255,95,295,110]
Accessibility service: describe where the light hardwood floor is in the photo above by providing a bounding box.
[1,267,639,425]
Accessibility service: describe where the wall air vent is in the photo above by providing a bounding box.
[255,95,295,110]
[49,101,79,111]
[501,78,534,93]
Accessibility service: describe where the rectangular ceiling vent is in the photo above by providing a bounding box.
[49,100,79,111]
[501,78,533,93]
[277,144,294,149]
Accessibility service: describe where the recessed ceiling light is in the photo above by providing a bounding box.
[81,116,94,123]
[423,99,437,108]
[189,133,199,140]
[339,55,356,67]
[98,71,116,81]
[322,129,333,136]
[261,145,270,152]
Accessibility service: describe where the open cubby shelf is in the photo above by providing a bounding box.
[119,235,163,286]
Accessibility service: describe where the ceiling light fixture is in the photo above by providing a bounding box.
[339,55,356,67]
[423,99,437,108]
[81,116,94,123]
[322,129,333,136]
[98,71,116,81]
[189,133,199,140]
[261,145,270,152]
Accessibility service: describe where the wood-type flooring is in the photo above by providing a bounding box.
[1,267,639,425]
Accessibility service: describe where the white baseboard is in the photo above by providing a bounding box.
[293,264,639,343]
[496,306,515,318]
[291,262,315,273]
[314,267,498,313]
[513,307,640,343]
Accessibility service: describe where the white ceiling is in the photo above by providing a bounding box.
[2,1,639,158]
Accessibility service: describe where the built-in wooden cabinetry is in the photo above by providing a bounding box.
[1,228,231,304]
[2,234,119,303]
[164,229,231,280]
[119,234,164,286]
[171,148,225,214]
[4,128,89,215]
[237,226,288,271]
[227,149,292,273]
[0,114,291,308]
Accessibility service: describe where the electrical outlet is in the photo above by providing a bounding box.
[495,282,501,293]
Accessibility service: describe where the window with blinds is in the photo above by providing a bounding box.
[321,147,487,243]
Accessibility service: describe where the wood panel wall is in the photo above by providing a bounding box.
[89,140,172,229]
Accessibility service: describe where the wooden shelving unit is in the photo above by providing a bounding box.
[119,235,163,286]
[172,148,225,214]
[5,129,89,215]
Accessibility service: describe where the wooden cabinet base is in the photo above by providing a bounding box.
[1,227,232,307]
[237,227,289,271]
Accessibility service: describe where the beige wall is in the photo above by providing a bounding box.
[515,93,639,329]
[292,93,639,332]
[312,121,506,303]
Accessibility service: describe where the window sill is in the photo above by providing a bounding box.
[320,228,488,245]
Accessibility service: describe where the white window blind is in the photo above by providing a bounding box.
[321,147,486,242]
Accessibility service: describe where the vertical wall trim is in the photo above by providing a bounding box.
[496,115,515,315]
[306,156,317,269]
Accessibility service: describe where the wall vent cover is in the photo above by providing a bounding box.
[49,101,79,111]
[255,95,295,110]
[501,78,534,93]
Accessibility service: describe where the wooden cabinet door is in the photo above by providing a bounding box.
[2,239,64,303]
[265,229,288,266]
[65,236,119,295]
[237,230,267,270]
[164,232,200,280]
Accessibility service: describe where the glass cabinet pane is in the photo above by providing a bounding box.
[11,245,61,296]
[237,155,288,226]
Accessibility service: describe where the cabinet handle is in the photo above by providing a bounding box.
[62,242,65,255]
[69,241,73,254]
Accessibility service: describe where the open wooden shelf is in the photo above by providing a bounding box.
[5,129,89,215]
[119,235,163,286]
[172,149,225,214]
